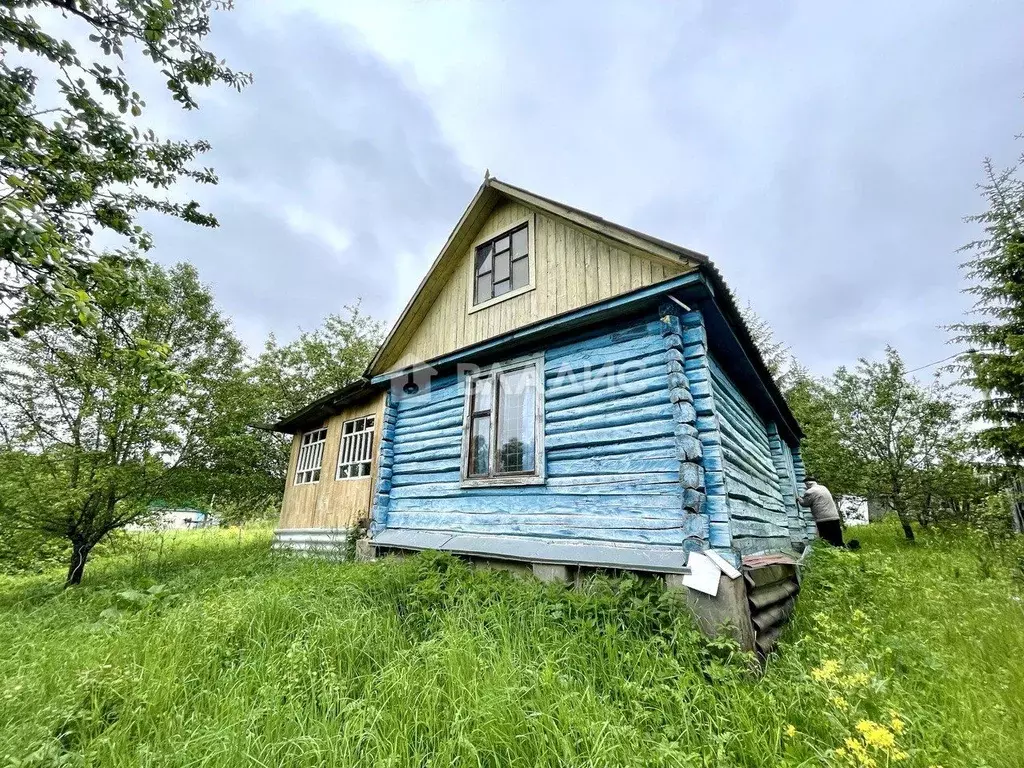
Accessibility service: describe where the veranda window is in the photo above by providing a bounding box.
[295,427,328,484]
[337,415,375,479]
[462,357,545,486]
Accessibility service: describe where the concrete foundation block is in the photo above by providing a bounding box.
[666,571,756,652]
[532,562,570,583]
[354,538,375,562]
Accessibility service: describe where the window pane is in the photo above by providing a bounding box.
[512,256,529,289]
[476,274,492,303]
[493,279,511,297]
[493,250,510,283]
[497,367,536,473]
[469,415,490,476]
[472,376,492,413]
[494,235,510,252]
[475,243,493,276]
[512,227,528,258]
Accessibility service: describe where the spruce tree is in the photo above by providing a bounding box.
[953,137,1024,462]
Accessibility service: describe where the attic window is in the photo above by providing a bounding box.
[295,427,328,485]
[473,224,529,305]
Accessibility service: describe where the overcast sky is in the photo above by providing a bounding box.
[138,0,1024,376]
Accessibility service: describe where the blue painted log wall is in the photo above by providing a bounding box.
[384,315,688,545]
[705,355,793,554]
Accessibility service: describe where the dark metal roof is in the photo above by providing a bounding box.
[269,379,377,434]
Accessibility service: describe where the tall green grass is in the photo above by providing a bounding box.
[1,521,1021,767]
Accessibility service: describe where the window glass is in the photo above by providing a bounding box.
[472,224,529,306]
[472,377,492,413]
[493,250,510,282]
[476,243,493,276]
[512,227,528,258]
[512,257,529,288]
[497,367,536,473]
[469,416,490,476]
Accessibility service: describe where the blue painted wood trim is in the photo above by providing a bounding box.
[370,390,397,536]
[373,529,691,574]
[677,308,735,561]
[371,272,707,384]
[659,302,707,551]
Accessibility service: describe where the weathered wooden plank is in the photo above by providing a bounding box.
[388,475,682,500]
[545,320,659,361]
[546,420,675,451]
[394,408,464,434]
[546,341,662,375]
[545,403,673,436]
[545,360,665,402]
[393,432,463,456]
[546,388,670,424]
[386,514,687,545]
[547,455,680,476]
[730,517,790,540]
[545,374,668,413]
[548,437,677,461]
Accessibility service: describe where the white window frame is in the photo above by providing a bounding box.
[460,354,546,488]
[337,414,376,480]
[467,213,537,314]
[295,426,328,485]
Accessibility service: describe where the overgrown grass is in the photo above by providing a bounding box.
[1,521,1021,767]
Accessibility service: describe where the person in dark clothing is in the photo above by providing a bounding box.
[797,476,845,547]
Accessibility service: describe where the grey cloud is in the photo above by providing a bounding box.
[143,11,476,348]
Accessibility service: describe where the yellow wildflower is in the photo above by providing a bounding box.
[784,724,797,738]
[888,710,906,734]
[811,659,841,682]
[843,672,870,688]
[893,749,909,761]
[831,695,850,710]
[835,748,847,758]
[856,720,896,750]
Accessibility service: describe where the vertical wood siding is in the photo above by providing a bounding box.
[384,315,686,544]
[705,356,792,554]
[388,200,692,371]
[278,392,387,530]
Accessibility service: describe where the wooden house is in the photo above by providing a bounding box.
[271,178,816,650]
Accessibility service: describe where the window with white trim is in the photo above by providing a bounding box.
[473,223,530,305]
[461,356,545,486]
[337,415,375,479]
[295,427,328,484]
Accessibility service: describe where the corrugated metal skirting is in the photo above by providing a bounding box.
[744,562,801,654]
[272,528,349,556]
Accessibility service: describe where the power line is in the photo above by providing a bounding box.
[905,349,978,375]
